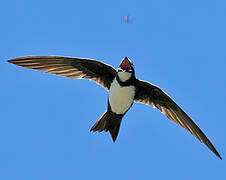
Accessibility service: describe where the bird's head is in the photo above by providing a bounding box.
[117,57,135,82]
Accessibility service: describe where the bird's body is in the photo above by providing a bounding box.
[109,77,135,115]
[8,56,222,159]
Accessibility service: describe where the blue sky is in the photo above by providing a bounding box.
[1,0,226,179]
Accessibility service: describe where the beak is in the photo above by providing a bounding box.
[119,57,132,71]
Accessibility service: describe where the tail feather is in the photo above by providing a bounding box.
[90,111,123,142]
[90,112,108,132]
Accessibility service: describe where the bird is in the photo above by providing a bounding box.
[8,56,222,159]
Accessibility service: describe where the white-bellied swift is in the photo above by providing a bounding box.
[8,56,222,159]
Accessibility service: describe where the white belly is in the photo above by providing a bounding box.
[109,79,135,114]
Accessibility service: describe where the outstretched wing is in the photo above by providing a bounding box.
[8,56,116,90]
[134,79,222,159]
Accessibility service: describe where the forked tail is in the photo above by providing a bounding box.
[90,111,123,142]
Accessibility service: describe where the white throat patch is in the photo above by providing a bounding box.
[117,71,132,82]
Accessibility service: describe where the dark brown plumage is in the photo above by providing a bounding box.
[8,56,116,90]
[134,80,222,159]
[8,55,222,159]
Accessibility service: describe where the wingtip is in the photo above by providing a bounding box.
[205,140,222,160]
[8,57,21,64]
[8,59,13,63]
[209,145,222,160]
[216,153,222,160]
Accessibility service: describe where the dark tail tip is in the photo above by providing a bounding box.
[90,111,122,142]
[109,125,121,142]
